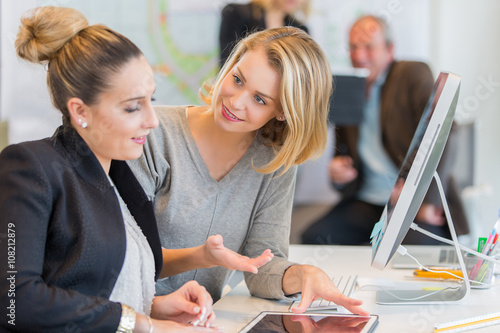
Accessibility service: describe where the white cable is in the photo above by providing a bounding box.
[404,248,496,288]
[410,222,500,265]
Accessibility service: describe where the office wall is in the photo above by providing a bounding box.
[428,0,500,239]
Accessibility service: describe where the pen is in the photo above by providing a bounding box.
[434,311,500,332]
[475,262,490,283]
[478,237,487,252]
[413,268,463,280]
[486,234,498,256]
[489,239,499,256]
[487,234,498,255]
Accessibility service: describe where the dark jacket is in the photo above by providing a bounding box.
[0,125,162,332]
[334,61,468,234]
[219,2,309,66]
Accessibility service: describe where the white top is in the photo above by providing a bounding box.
[108,178,156,315]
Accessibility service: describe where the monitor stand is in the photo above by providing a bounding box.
[376,171,471,305]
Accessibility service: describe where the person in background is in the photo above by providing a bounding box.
[219,0,310,67]
[302,15,466,245]
[129,26,369,316]
[0,6,230,332]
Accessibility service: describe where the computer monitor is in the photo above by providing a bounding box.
[369,71,471,304]
[371,71,461,271]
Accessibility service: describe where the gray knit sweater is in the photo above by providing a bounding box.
[128,105,298,301]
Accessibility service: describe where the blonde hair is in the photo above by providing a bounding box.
[251,0,311,18]
[15,6,143,121]
[201,27,332,175]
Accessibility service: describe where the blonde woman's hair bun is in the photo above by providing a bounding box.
[15,6,88,63]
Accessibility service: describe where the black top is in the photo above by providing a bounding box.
[0,125,162,332]
[219,2,309,67]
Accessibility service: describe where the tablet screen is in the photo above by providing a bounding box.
[239,312,379,333]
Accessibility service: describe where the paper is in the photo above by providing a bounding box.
[370,219,384,249]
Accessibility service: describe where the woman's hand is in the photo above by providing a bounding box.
[282,265,369,316]
[160,235,273,278]
[150,280,215,327]
[203,234,274,273]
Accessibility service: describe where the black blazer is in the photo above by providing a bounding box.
[219,2,309,66]
[0,125,162,332]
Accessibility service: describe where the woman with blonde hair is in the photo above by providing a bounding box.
[219,0,311,66]
[130,26,368,316]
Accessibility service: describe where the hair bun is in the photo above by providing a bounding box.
[15,6,88,63]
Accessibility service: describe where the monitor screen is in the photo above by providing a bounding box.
[371,71,461,270]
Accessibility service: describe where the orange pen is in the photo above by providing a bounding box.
[413,268,463,280]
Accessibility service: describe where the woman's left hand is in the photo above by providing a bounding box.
[151,280,215,327]
[203,234,274,273]
[283,264,370,316]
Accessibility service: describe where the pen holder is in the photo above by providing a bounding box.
[464,253,495,288]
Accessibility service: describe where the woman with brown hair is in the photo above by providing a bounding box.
[0,6,222,332]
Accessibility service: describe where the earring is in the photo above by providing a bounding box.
[78,118,88,129]
[278,115,285,121]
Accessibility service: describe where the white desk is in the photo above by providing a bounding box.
[213,245,500,332]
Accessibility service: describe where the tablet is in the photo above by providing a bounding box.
[239,311,379,333]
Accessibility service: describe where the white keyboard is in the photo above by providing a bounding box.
[288,275,358,312]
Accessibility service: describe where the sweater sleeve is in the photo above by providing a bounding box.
[242,166,300,300]
[0,144,121,333]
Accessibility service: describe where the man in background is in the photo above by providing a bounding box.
[302,15,466,245]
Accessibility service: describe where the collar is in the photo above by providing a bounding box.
[374,65,391,88]
[50,125,112,192]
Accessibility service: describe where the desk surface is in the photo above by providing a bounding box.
[213,245,500,332]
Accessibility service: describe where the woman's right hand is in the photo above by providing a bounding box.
[150,280,215,326]
[203,234,274,273]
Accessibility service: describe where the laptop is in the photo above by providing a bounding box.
[390,245,460,269]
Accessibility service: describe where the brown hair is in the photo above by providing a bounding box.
[15,6,143,121]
